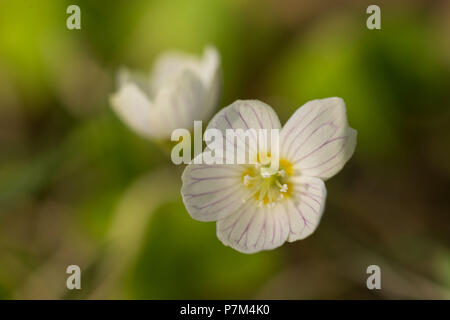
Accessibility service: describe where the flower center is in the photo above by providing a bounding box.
[241,155,294,208]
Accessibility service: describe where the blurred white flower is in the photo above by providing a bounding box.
[181,98,356,253]
[110,46,221,139]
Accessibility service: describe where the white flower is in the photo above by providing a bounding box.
[110,46,221,139]
[181,98,357,254]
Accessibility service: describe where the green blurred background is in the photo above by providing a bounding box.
[0,0,449,299]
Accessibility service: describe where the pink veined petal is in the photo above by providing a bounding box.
[208,99,281,132]
[216,199,290,254]
[280,97,357,180]
[284,176,327,242]
[181,162,249,222]
[206,100,282,164]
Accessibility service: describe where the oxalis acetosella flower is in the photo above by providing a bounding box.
[110,46,221,139]
[181,98,356,254]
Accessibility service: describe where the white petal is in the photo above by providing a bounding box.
[216,200,290,254]
[111,69,207,139]
[110,81,156,139]
[149,47,221,136]
[111,47,221,139]
[181,162,248,222]
[151,46,220,90]
[206,100,282,163]
[208,99,281,132]
[198,46,221,121]
[153,69,207,137]
[199,46,220,86]
[280,97,357,180]
[150,50,202,92]
[284,176,326,242]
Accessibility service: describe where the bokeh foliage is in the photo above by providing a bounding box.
[0,0,449,299]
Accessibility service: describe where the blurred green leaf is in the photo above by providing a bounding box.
[129,200,281,299]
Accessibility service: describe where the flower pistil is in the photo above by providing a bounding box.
[242,154,294,208]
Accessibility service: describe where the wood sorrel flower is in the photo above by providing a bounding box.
[181,98,356,253]
[110,46,221,139]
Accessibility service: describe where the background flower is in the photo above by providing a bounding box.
[110,46,221,139]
